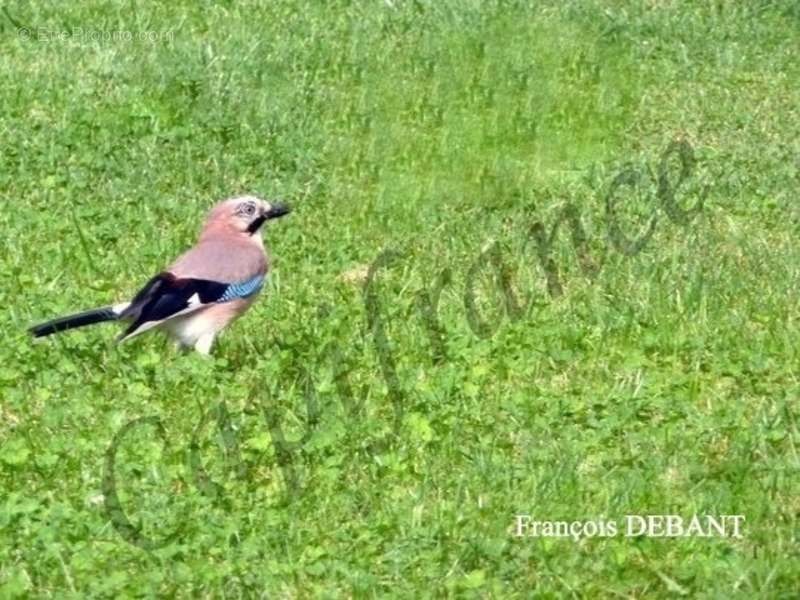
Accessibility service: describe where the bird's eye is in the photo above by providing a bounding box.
[239,202,256,216]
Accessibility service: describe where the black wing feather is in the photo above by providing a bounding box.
[119,272,229,339]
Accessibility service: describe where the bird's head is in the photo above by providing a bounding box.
[204,195,291,237]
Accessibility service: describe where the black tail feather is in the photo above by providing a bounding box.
[30,307,120,338]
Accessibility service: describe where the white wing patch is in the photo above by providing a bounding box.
[187,292,201,307]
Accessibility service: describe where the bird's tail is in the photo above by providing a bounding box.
[30,306,124,338]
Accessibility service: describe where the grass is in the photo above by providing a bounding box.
[1,0,799,596]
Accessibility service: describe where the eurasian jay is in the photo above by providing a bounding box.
[30,196,290,354]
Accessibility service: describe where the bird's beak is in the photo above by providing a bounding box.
[265,202,291,220]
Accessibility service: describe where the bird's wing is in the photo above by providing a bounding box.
[118,271,265,342]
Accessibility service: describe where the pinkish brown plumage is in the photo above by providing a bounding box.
[30,195,291,354]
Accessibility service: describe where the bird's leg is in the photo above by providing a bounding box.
[194,332,216,355]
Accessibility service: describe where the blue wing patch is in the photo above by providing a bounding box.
[218,274,266,302]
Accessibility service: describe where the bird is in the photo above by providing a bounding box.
[29,195,291,354]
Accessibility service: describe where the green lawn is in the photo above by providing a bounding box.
[2,1,799,596]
